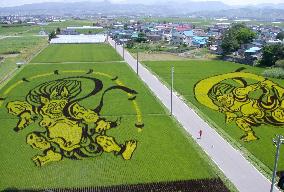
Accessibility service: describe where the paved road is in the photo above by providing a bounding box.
[108,38,279,192]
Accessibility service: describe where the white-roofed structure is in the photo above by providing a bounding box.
[50,34,107,44]
[67,26,103,30]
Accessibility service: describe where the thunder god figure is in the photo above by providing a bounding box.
[195,70,284,142]
[6,76,139,166]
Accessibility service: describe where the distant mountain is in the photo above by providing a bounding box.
[254,3,284,9]
[194,8,284,20]
[0,1,231,16]
[0,0,283,19]
[164,1,230,13]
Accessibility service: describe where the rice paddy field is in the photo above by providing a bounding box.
[144,60,284,174]
[31,44,122,63]
[0,44,232,191]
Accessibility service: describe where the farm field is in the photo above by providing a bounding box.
[0,24,32,36]
[144,60,284,173]
[31,44,122,63]
[0,36,46,55]
[0,45,232,191]
[0,20,94,36]
[0,36,47,84]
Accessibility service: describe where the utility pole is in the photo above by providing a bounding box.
[271,135,284,192]
[136,48,139,75]
[122,42,125,59]
[170,66,174,116]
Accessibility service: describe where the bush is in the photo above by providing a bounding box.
[262,67,284,79]
[126,41,134,49]
[260,44,284,67]
[275,60,284,68]
[3,50,21,55]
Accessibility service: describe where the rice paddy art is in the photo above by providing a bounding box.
[4,70,143,166]
[194,68,284,142]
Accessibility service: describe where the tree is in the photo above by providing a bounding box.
[126,40,134,49]
[48,31,57,41]
[235,28,256,45]
[221,31,240,55]
[221,23,256,55]
[276,32,284,41]
[136,32,147,43]
[123,24,128,30]
[260,44,284,67]
[56,27,61,35]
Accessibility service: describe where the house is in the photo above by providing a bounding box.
[244,47,261,55]
[131,32,139,40]
[118,30,133,40]
[183,30,194,46]
[175,24,192,32]
[244,47,262,64]
[192,36,208,48]
[267,39,283,44]
[147,34,162,42]
[171,31,184,45]
[161,28,172,42]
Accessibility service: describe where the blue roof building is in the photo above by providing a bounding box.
[192,36,209,46]
[183,30,194,37]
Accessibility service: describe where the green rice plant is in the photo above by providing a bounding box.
[31,44,122,63]
[144,60,284,173]
[0,44,230,190]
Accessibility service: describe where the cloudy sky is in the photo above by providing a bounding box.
[0,0,283,7]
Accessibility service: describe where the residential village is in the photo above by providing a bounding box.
[107,20,284,65]
[1,14,284,65]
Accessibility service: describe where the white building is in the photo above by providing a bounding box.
[50,34,107,44]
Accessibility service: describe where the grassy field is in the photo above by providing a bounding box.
[75,28,105,34]
[0,36,46,55]
[0,45,231,191]
[144,60,284,173]
[130,52,191,61]
[0,36,47,84]
[31,44,122,63]
[0,24,32,36]
[0,20,94,36]
[140,17,215,27]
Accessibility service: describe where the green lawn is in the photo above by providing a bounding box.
[31,44,122,63]
[144,60,284,173]
[0,45,230,191]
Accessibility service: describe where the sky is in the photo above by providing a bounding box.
[0,0,283,7]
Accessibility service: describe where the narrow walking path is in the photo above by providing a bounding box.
[108,38,279,192]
